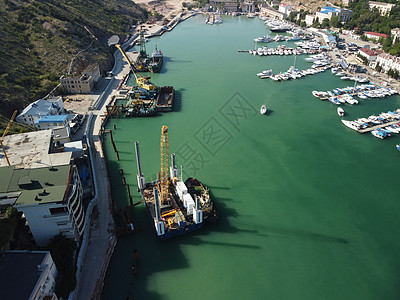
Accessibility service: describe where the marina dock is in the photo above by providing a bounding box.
[358,119,400,133]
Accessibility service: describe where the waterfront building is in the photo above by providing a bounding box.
[260,6,286,19]
[0,130,85,247]
[391,28,400,44]
[241,1,256,13]
[376,53,400,73]
[60,64,100,94]
[0,251,58,300]
[0,164,85,247]
[364,31,388,41]
[315,6,352,23]
[358,48,382,66]
[209,0,237,13]
[278,3,292,15]
[368,1,395,16]
[16,96,64,127]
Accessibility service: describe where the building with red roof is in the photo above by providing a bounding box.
[365,32,388,41]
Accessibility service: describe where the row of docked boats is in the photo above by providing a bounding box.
[254,34,305,43]
[331,67,370,82]
[249,46,314,56]
[312,83,398,105]
[206,12,223,25]
[341,110,400,136]
[268,65,330,81]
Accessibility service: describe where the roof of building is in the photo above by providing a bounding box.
[0,251,50,300]
[321,6,341,13]
[359,48,381,56]
[365,31,388,38]
[0,164,71,206]
[0,130,72,169]
[35,115,68,124]
[369,1,395,7]
[17,99,60,119]
[82,64,98,74]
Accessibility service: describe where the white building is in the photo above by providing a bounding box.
[315,6,352,23]
[278,3,292,15]
[376,53,400,73]
[35,115,71,135]
[16,97,64,127]
[358,48,382,66]
[305,14,315,26]
[364,31,388,41]
[0,251,58,300]
[391,28,400,44]
[368,1,395,16]
[0,164,85,247]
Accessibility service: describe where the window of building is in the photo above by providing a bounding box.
[49,206,68,215]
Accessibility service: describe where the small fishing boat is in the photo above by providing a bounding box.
[260,105,267,115]
[396,144,400,151]
[337,107,344,116]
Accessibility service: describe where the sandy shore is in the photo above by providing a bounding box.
[134,0,185,19]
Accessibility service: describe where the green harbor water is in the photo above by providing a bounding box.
[101,15,400,300]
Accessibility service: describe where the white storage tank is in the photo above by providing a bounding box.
[175,181,188,200]
[183,193,195,215]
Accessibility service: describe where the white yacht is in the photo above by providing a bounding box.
[260,105,267,115]
[337,107,345,116]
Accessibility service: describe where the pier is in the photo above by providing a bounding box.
[358,119,400,133]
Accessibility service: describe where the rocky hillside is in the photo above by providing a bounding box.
[0,0,147,121]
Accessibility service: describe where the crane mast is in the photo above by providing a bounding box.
[114,44,155,91]
[159,126,169,204]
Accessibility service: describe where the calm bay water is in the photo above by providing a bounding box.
[101,15,400,300]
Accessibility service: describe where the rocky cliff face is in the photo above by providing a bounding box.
[0,0,147,119]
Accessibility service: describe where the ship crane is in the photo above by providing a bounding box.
[1,110,18,166]
[159,125,169,204]
[114,44,155,91]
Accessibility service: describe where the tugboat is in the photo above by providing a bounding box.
[184,177,218,223]
[148,45,163,73]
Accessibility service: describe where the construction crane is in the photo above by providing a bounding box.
[1,110,18,166]
[114,44,156,91]
[159,125,169,204]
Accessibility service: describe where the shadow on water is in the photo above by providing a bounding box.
[231,220,349,244]
[173,89,183,112]
[101,183,251,300]
[102,125,350,300]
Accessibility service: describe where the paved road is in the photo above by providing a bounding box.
[72,47,132,300]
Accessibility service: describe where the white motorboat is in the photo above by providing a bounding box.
[260,105,267,115]
[337,107,345,116]
[257,69,273,77]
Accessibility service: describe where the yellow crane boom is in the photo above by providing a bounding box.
[1,110,18,166]
[159,125,169,204]
[115,44,156,91]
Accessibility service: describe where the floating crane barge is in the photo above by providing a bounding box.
[114,44,174,117]
[135,127,217,240]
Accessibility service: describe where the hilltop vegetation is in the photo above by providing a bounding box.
[0,0,147,121]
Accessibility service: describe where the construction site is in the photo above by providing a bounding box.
[105,43,174,119]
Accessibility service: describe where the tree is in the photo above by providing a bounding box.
[321,18,330,28]
[329,16,341,28]
[48,234,77,299]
